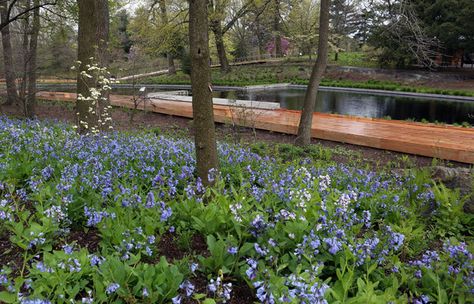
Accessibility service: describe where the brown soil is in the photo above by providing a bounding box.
[181,275,256,304]
[1,100,468,170]
[156,232,210,262]
[62,228,101,252]
[157,232,187,261]
[0,233,24,277]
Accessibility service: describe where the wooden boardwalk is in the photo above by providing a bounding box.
[37,91,474,164]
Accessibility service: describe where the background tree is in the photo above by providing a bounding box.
[208,0,254,72]
[271,0,282,57]
[188,0,218,185]
[0,0,19,106]
[287,0,319,59]
[129,0,187,74]
[158,0,176,74]
[295,0,330,146]
[0,0,58,31]
[26,0,40,117]
[366,0,424,67]
[13,0,42,118]
[329,0,359,61]
[414,0,474,64]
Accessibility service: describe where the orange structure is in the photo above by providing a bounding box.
[36,91,474,164]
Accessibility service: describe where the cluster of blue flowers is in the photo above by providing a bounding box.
[0,116,473,303]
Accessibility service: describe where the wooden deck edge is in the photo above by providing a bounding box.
[35,91,474,164]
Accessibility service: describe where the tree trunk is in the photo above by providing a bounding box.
[95,0,111,129]
[159,0,176,75]
[76,0,110,134]
[76,0,98,133]
[189,0,219,186]
[167,53,176,75]
[95,0,109,67]
[19,0,30,106]
[273,0,282,57]
[211,21,230,73]
[295,0,330,147]
[0,1,18,106]
[26,0,39,118]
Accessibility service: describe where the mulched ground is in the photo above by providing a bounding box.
[0,233,24,277]
[63,228,101,252]
[182,275,256,304]
[156,232,210,262]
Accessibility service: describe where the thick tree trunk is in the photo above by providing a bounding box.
[189,0,219,186]
[76,0,110,133]
[295,0,330,147]
[26,0,39,118]
[211,21,230,73]
[159,0,176,75]
[273,0,282,57]
[76,0,98,133]
[95,0,110,129]
[95,0,109,67]
[0,1,18,106]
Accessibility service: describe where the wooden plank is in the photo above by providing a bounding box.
[36,91,474,164]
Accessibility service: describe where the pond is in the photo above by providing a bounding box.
[213,87,474,125]
[37,84,474,125]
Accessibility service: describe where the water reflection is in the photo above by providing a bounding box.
[213,89,474,124]
[38,84,474,125]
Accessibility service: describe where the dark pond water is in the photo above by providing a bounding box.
[212,88,474,125]
[38,84,474,124]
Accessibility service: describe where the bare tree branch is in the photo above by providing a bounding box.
[0,0,58,31]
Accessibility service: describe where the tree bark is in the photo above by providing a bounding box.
[273,0,282,57]
[0,1,18,106]
[26,0,39,118]
[167,53,176,75]
[189,0,219,186]
[95,0,109,67]
[76,0,110,134]
[76,0,98,133]
[159,0,176,75]
[19,0,30,105]
[211,21,230,73]
[295,0,330,147]
[95,0,110,129]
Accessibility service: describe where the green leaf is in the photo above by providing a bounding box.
[0,292,16,303]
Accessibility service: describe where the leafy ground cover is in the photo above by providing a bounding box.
[138,63,474,98]
[0,116,473,303]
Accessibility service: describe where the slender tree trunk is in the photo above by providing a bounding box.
[26,0,39,118]
[189,0,218,186]
[19,0,30,106]
[273,0,282,57]
[295,0,330,147]
[159,0,176,75]
[255,15,264,58]
[0,1,18,105]
[211,21,230,73]
[167,53,176,75]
